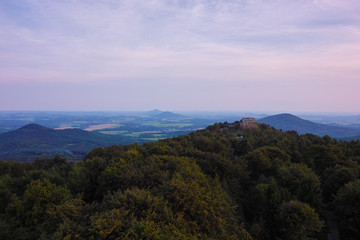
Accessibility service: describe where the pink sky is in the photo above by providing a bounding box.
[0,0,359,112]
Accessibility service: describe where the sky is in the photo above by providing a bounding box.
[0,0,359,112]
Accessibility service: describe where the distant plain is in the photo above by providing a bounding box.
[1,110,360,161]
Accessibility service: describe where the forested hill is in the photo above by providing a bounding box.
[0,124,125,161]
[1,122,360,239]
[259,113,360,139]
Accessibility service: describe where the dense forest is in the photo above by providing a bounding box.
[0,122,359,239]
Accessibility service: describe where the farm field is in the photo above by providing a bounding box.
[0,110,252,145]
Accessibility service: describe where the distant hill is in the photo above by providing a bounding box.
[0,124,124,161]
[155,111,183,119]
[145,109,164,116]
[259,113,360,139]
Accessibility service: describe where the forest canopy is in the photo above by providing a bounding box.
[1,122,360,239]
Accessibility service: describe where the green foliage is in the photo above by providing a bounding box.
[82,157,108,202]
[92,188,195,240]
[276,200,324,240]
[2,121,360,239]
[306,144,344,174]
[48,198,97,239]
[322,162,360,203]
[247,178,283,217]
[169,163,238,238]
[334,179,360,239]
[246,146,290,179]
[5,179,72,239]
[246,178,285,239]
[278,163,322,209]
[0,175,12,213]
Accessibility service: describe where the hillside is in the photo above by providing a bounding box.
[0,124,124,161]
[259,113,360,139]
[0,121,359,239]
[144,109,164,116]
[155,111,184,119]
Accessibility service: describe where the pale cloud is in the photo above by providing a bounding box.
[0,0,359,111]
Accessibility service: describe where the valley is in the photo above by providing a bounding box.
[1,111,360,162]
